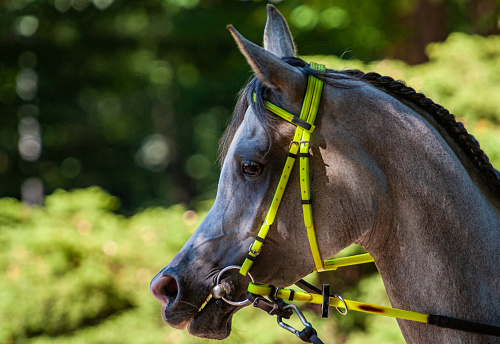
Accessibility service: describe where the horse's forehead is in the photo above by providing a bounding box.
[230,106,270,154]
[242,106,267,136]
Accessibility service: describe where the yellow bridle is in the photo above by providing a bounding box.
[240,62,329,276]
[235,62,433,323]
[230,62,500,340]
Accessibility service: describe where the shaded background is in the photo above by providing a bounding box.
[1,0,499,211]
[1,1,500,344]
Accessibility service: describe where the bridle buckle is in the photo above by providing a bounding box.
[288,140,300,149]
[248,243,260,256]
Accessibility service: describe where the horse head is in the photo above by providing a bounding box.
[150,4,500,342]
[149,5,384,339]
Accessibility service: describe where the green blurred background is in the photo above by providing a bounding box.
[1,0,499,343]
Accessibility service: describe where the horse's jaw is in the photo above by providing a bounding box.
[187,301,240,339]
[156,287,241,340]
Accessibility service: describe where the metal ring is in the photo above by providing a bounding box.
[215,265,255,306]
[334,294,348,315]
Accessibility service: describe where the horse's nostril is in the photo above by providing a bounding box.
[163,275,178,297]
[151,274,179,304]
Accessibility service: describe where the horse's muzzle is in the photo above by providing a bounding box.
[150,268,248,339]
[150,272,195,329]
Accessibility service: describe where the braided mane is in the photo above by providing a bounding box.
[341,69,500,196]
[219,57,500,196]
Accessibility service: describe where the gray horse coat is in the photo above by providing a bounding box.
[151,5,500,343]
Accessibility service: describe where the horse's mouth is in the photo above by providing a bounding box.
[188,296,239,339]
[171,287,243,340]
[159,288,242,340]
[153,269,251,340]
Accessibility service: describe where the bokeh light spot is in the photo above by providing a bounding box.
[97,94,121,120]
[61,157,82,179]
[182,210,198,226]
[18,116,42,161]
[54,0,72,12]
[150,61,173,85]
[18,137,41,161]
[103,240,119,256]
[16,69,38,101]
[21,177,44,205]
[321,7,349,29]
[291,5,318,30]
[16,15,39,37]
[72,0,90,11]
[76,219,93,236]
[92,0,114,10]
[140,227,157,245]
[136,134,170,171]
[123,9,149,34]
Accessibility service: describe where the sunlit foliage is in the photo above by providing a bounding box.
[0,187,403,344]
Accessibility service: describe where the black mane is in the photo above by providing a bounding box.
[346,69,500,196]
[219,57,500,196]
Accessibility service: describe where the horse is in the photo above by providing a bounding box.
[151,5,500,343]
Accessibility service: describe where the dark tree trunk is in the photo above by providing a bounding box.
[391,0,448,65]
[471,0,500,35]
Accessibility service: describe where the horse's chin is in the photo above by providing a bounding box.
[187,298,239,340]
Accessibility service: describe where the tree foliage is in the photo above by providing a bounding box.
[0,187,405,344]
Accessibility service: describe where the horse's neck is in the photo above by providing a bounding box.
[373,182,500,305]
[352,93,500,342]
[373,196,500,342]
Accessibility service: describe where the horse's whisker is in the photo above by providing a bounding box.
[179,300,198,309]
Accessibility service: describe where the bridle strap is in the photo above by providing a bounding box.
[240,62,326,276]
[298,63,325,272]
[252,93,315,133]
[247,282,429,323]
[247,271,500,337]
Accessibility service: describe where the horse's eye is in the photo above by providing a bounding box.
[241,160,262,176]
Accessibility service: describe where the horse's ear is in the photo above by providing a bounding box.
[227,24,302,91]
[263,5,296,57]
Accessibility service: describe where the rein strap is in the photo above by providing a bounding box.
[247,282,429,324]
